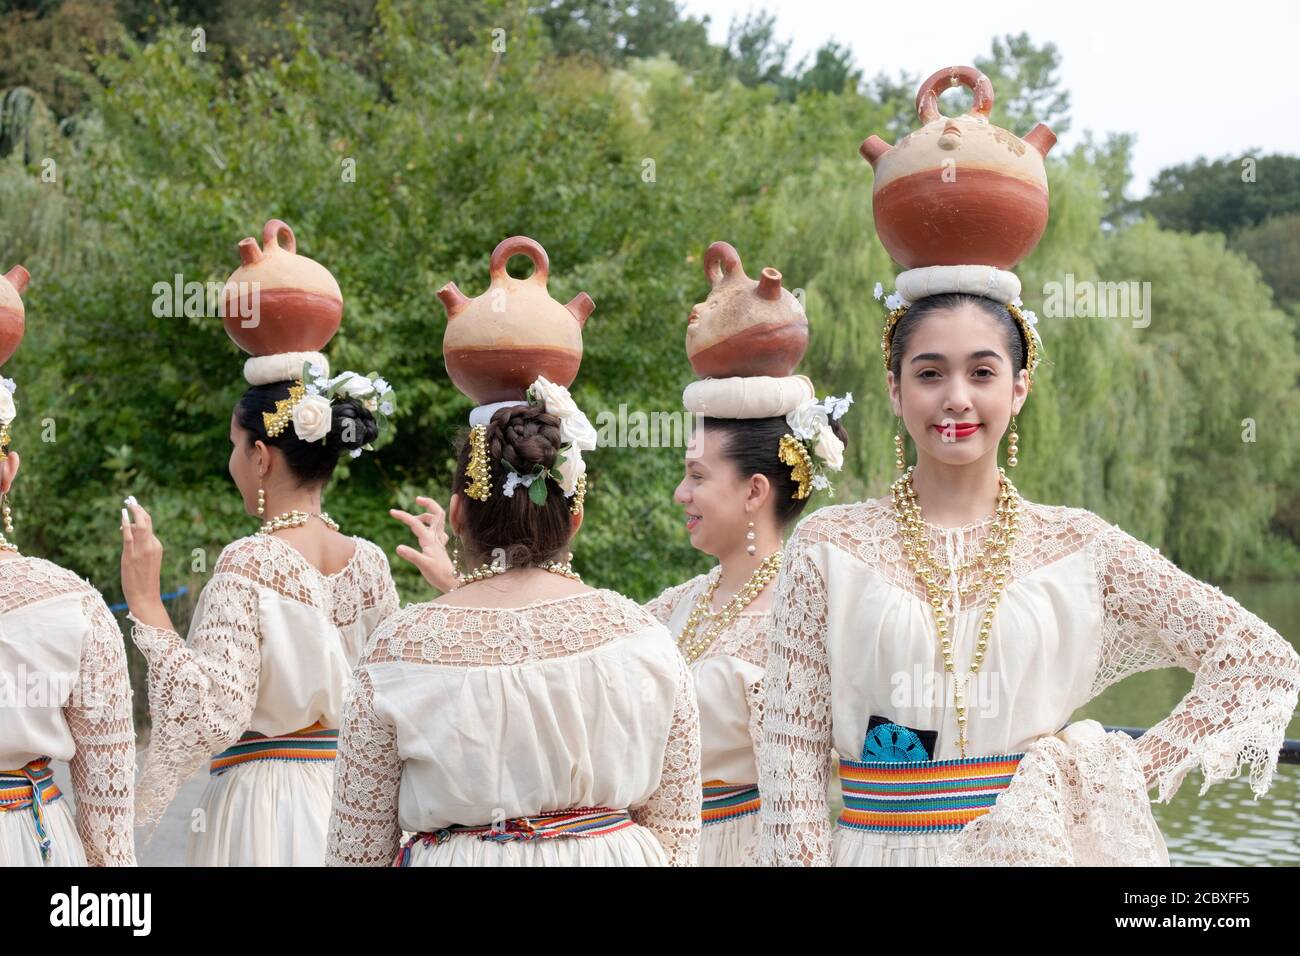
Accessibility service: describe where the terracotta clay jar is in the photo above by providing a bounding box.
[860,65,1057,270]
[439,236,594,404]
[0,265,29,366]
[220,219,343,355]
[685,241,808,378]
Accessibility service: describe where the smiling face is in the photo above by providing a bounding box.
[887,302,1029,468]
[673,425,767,559]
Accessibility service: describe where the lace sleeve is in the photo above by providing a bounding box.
[1090,525,1300,804]
[759,537,833,866]
[629,646,701,866]
[64,592,137,866]
[325,667,402,866]
[130,572,262,831]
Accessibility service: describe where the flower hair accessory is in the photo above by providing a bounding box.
[781,393,852,499]
[466,376,597,515]
[262,361,396,458]
[0,376,16,459]
[874,282,1041,391]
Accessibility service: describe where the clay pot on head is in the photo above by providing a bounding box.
[220,219,343,355]
[439,236,594,405]
[685,242,808,378]
[860,65,1057,270]
[0,265,29,367]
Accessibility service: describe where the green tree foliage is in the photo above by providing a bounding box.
[0,2,1294,616]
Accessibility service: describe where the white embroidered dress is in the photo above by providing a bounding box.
[648,568,767,866]
[324,589,702,867]
[0,557,136,866]
[130,533,398,866]
[758,498,1300,866]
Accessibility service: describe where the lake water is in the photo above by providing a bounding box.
[1072,579,1300,866]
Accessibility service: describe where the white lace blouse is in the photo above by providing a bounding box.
[646,568,768,787]
[324,589,702,866]
[130,533,399,830]
[758,497,1300,866]
[0,557,136,865]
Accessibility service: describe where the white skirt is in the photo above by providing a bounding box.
[700,813,760,867]
[0,796,88,866]
[834,826,959,866]
[398,822,669,867]
[187,759,334,866]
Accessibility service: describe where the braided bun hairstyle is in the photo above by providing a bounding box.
[452,404,575,568]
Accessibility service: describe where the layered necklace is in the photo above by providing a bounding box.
[258,510,340,535]
[677,552,782,665]
[890,465,1022,757]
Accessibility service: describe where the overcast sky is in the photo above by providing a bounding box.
[680,0,1296,197]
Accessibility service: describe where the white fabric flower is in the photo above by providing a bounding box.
[814,424,844,471]
[379,400,394,416]
[884,291,906,310]
[530,375,598,451]
[349,447,363,458]
[502,471,538,498]
[0,377,15,394]
[373,377,390,394]
[556,448,586,497]
[811,473,831,492]
[292,394,332,442]
[873,282,884,301]
[786,400,828,442]
[0,387,15,426]
[824,392,853,421]
[332,371,373,398]
[309,363,326,379]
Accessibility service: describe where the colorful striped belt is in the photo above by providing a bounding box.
[837,752,1024,834]
[701,780,760,826]
[0,757,64,861]
[209,721,338,776]
[394,806,635,866]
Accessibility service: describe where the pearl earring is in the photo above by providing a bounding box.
[746,520,757,556]
[257,484,265,516]
[894,417,906,472]
[1007,415,1020,468]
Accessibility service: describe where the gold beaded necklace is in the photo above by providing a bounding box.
[890,466,1021,757]
[676,552,782,665]
[457,553,582,585]
[257,510,340,535]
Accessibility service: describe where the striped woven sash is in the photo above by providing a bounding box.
[394,806,635,866]
[837,752,1024,834]
[209,720,338,776]
[701,780,760,826]
[0,757,64,861]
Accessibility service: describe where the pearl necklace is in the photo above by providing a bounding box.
[890,466,1021,757]
[677,552,782,665]
[457,554,582,585]
[257,510,340,535]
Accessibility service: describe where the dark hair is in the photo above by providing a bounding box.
[235,381,379,486]
[888,293,1027,381]
[702,415,850,528]
[452,404,574,568]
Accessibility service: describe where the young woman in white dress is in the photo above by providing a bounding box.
[759,287,1300,866]
[647,406,849,867]
[121,368,400,866]
[0,373,136,866]
[325,386,702,866]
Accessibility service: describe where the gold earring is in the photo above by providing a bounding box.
[746,519,757,556]
[1007,415,1020,468]
[894,418,906,472]
[257,484,265,516]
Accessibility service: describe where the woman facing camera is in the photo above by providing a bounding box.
[325,379,701,867]
[122,362,400,866]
